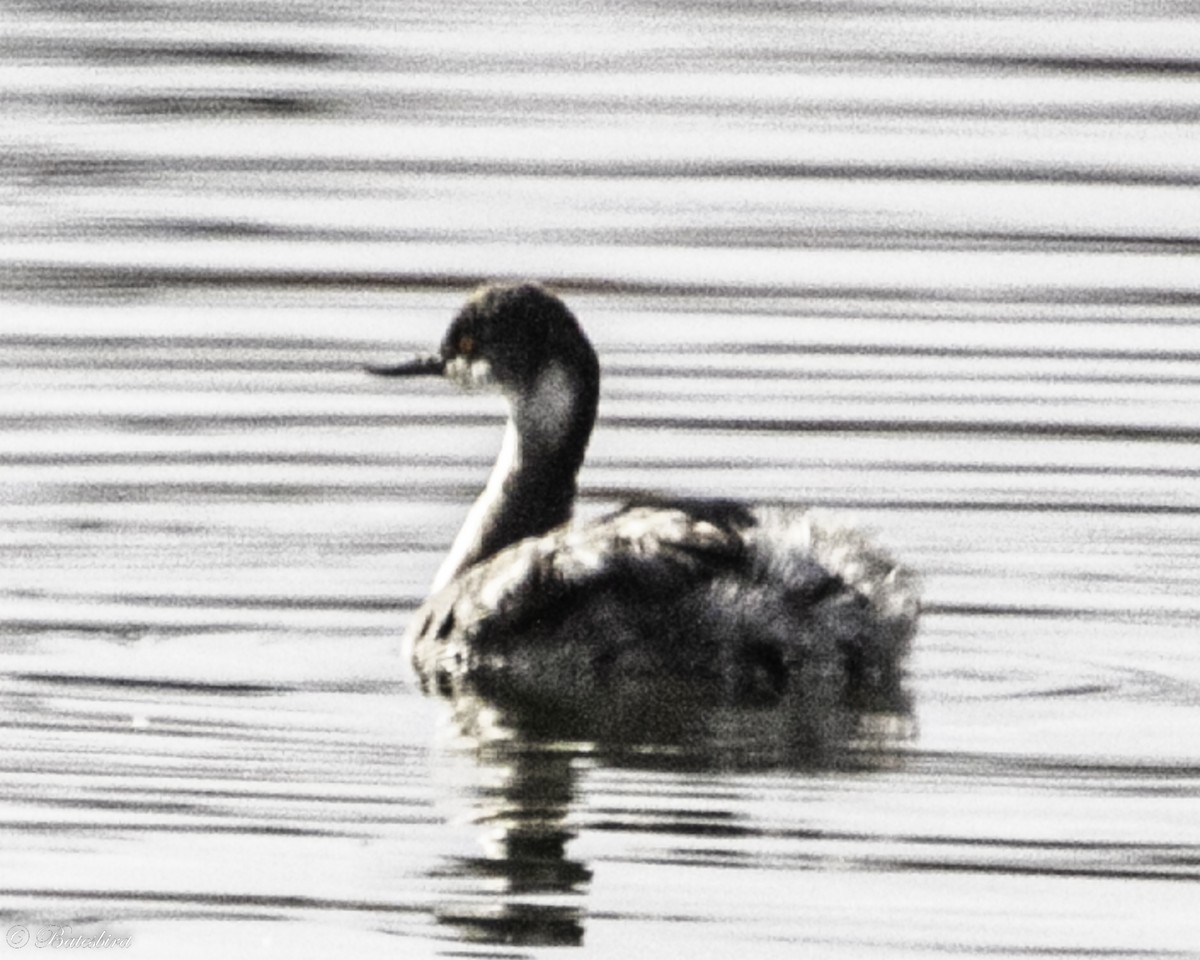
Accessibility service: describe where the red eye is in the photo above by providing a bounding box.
[458,334,474,355]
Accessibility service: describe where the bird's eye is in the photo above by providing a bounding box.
[458,334,474,355]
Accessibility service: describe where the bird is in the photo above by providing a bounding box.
[368,283,919,725]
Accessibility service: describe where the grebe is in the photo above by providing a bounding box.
[369,284,918,713]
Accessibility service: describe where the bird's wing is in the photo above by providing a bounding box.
[409,503,746,652]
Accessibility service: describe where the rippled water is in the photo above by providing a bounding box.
[2,1,1199,956]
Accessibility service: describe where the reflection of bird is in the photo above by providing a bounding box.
[369,283,918,711]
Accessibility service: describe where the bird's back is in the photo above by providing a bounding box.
[405,500,918,716]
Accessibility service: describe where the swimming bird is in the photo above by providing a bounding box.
[369,283,918,718]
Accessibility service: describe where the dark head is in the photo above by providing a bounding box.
[442,283,599,398]
[368,283,599,402]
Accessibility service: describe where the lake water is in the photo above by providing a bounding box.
[2,1,1199,957]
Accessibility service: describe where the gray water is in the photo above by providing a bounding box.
[2,1,1199,956]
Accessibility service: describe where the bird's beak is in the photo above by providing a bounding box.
[365,355,446,378]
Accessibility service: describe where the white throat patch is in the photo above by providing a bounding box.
[445,355,495,390]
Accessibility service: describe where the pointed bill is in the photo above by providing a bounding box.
[365,355,446,377]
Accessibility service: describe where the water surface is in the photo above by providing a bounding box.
[2,1,1199,956]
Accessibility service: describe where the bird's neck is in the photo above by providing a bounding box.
[431,361,595,593]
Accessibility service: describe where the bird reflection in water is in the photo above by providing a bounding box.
[420,670,911,949]
[428,728,588,948]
